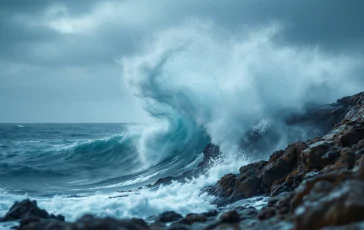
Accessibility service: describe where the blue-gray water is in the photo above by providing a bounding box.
[0,123,219,223]
[0,123,206,197]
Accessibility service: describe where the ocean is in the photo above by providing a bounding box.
[0,123,221,223]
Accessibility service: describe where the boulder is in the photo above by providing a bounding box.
[157,211,183,223]
[0,199,64,223]
[294,180,364,230]
[198,143,221,171]
[18,215,149,230]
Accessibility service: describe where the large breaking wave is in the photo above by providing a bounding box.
[121,21,361,164]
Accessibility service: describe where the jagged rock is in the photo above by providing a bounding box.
[198,143,221,171]
[182,213,207,224]
[294,180,364,230]
[0,199,64,223]
[17,215,149,230]
[218,210,240,223]
[258,207,277,220]
[340,128,364,147]
[321,221,364,230]
[257,191,294,221]
[157,211,183,223]
[261,143,305,188]
[239,160,267,178]
[206,161,267,205]
[300,141,333,169]
[234,206,258,220]
[168,223,191,230]
[203,209,219,217]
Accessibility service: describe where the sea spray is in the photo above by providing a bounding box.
[121,21,360,163]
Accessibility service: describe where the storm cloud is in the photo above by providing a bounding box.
[1,0,363,122]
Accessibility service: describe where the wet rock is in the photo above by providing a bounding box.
[0,199,64,222]
[258,207,277,221]
[18,219,68,230]
[300,141,333,169]
[239,160,267,179]
[294,180,364,230]
[198,143,221,171]
[284,102,349,133]
[153,176,175,186]
[183,213,207,224]
[262,191,294,219]
[340,128,364,147]
[218,210,240,223]
[340,147,356,169]
[157,211,183,223]
[234,206,258,220]
[150,169,199,187]
[18,215,149,230]
[232,176,261,200]
[261,143,305,188]
[203,209,219,217]
[206,161,267,205]
[321,221,364,230]
[168,223,191,230]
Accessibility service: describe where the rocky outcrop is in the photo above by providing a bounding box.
[198,143,222,171]
[202,160,267,206]
[0,199,64,223]
[17,215,149,230]
[147,144,221,188]
[203,92,364,229]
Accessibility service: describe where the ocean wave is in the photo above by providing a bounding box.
[121,21,361,162]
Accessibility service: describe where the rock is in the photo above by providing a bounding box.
[294,180,364,230]
[183,213,207,224]
[168,223,191,230]
[203,209,219,217]
[206,161,267,205]
[153,176,175,186]
[261,143,305,188]
[261,191,294,219]
[157,211,183,223]
[18,215,149,230]
[234,206,258,220]
[284,102,349,133]
[218,210,240,223]
[258,207,276,220]
[232,177,261,199]
[340,128,364,147]
[239,160,267,178]
[0,199,64,222]
[321,221,364,230]
[301,141,333,169]
[198,143,221,171]
[150,169,199,187]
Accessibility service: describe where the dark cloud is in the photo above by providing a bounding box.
[0,0,363,122]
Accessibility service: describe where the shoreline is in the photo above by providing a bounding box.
[1,91,364,230]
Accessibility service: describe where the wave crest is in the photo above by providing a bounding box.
[121,21,361,162]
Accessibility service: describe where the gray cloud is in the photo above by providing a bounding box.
[1,0,363,122]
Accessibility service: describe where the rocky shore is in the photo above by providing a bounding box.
[1,92,364,230]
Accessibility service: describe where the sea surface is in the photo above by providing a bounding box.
[0,123,219,225]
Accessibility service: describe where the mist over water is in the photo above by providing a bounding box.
[122,21,361,162]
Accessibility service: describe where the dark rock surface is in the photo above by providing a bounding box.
[0,199,64,223]
[157,211,183,223]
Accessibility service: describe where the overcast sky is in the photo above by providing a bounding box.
[1,0,363,123]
